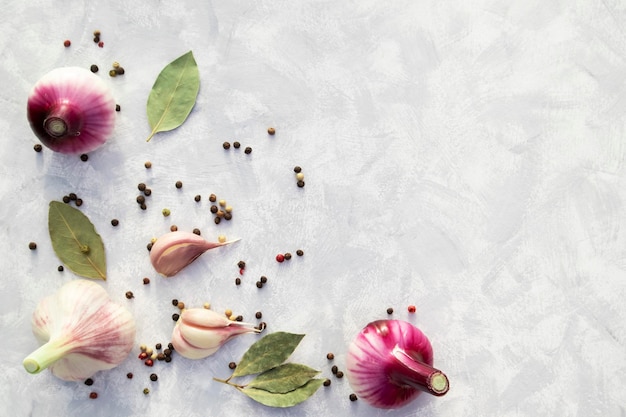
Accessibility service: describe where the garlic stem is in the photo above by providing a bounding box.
[390,345,449,396]
[23,338,74,374]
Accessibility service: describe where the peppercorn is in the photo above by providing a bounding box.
[175,181,183,189]
[75,198,83,207]
[224,212,233,221]
[223,141,231,149]
[194,194,201,202]
[244,146,252,154]
[127,372,133,379]
[387,307,394,314]
[93,29,101,36]
[177,302,185,310]
[255,311,262,319]
[297,180,305,188]
[214,217,221,224]
[147,242,153,251]
[258,322,267,331]
[327,353,334,360]
[209,193,217,202]
[143,277,150,285]
[162,208,171,217]
[145,161,152,169]
[90,64,98,73]
[210,205,218,214]
[170,225,178,232]
[224,309,233,317]
[155,343,162,350]
[143,188,152,196]
[143,388,150,395]
[89,392,98,399]
[115,104,121,112]
[331,365,338,374]
[136,195,145,204]
[275,254,285,263]
[237,260,246,269]
[256,281,263,288]
[98,41,104,48]
[192,228,201,235]
[408,305,416,313]
[28,242,37,250]
[233,141,241,149]
[63,39,71,47]
[115,67,125,75]
[296,249,304,256]
[284,252,292,260]
[109,69,117,77]
[125,291,134,299]
[216,210,225,218]
[293,166,302,173]
[235,277,241,285]
[150,373,158,381]
[168,342,174,350]
[33,143,43,152]
[349,393,358,401]
[138,352,148,360]
[260,276,268,283]
[236,315,243,322]
[69,193,77,200]
[218,235,226,243]
[58,265,64,272]
[62,195,70,203]
[111,219,119,226]
[267,127,275,135]
[138,183,146,191]
[295,172,304,181]
[336,371,344,378]
[164,348,172,357]
[172,299,179,306]
[84,378,94,386]
[140,203,147,210]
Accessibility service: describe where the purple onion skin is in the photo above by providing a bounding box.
[27,67,115,154]
[346,320,449,409]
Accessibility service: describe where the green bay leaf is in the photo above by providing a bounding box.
[146,50,200,141]
[48,201,106,280]
[240,378,324,408]
[247,363,320,393]
[232,332,305,378]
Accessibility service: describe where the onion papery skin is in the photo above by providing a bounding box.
[346,320,448,409]
[27,67,115,154]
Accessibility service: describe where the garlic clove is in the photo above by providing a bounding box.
[149,231,240,277]
[179,306,232,328]
[23,279,136,381]
[171,324,221,359]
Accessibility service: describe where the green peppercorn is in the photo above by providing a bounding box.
[28,242,37,250]
[143,388,150,395]
[175,181,182,189]
[162,208,171,217]
[90,64,98,73]
[111,219,119,226]
[109,69,117,77]
[34,144,43,152]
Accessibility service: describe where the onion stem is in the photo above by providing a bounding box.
[390,345,449,396]
[43,102,83,138]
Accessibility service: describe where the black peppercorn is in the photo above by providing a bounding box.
[214,217,221,225]
[331,365,338,374]
[143,277,150,285]
[164,348,172,357]
[175,181,183,189]
[172,299,179,306]
[84,378,94,386]
[115,67,125,75]
[143,188,152,196]
[209,193,217,202]
[28,242,37,250]
[125,291,134,299]
[228,362,237,369]
[58,265,64,272]
[172,313,180,321]
[235,277,241,285]
[149,373,158,381]
[80,154,88,161]
[296,249,304,256]
[147,242,153,251]
[111,219,119,226]
[336,371,344,378]
[75,198,83,207]
[293,166,302,173]
[157,353,165,361]
[255,311,262,319]
[115,104,121,112]
[90,64,98,73]
[237,260,246,269]
[170,225,178,232]
[256,281,263,288]
[297,180,305,188]
[69,193,77,200]
[323,379,331,387]
[244,146,252,154]
[258,322,267,331]
[127,372,133,379]
[223,141,231,149]
[155,343,162,350]
[136,195,145,204]
[233,141,241,149]
[193,228,201,235]
[140,203,147,210]
[168,343,174,350]
[260,276,268,284]
[210,205,218,214]
[386,307,394,314]
[34,144,43,152]
[62,195,70,203]
[326,353,334,360]
[165,356,172,363]
[224,212,232,221]
[194,194,201,202]
[349,393,358,401]
[284,252,292,260]
[138,183,146,191]
[236,315,243,322]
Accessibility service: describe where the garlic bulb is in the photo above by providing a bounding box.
[23,279,136,381]
[27,67,116,154]
[171,308,260,359]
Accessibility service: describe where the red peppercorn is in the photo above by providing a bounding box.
[408,305,416,313]
[98,41,104,48]
[138,352,148,360]
[63,39,71,47]
[239,268,245,275]
[275,254,285,263]
[144,359,154,367]
[89,392,98,399]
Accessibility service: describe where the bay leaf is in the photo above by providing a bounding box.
[232,332,305,378]
[240,378,325,408]
[247,363,320,393]
[146,50,200,142]
[48,201,106,280]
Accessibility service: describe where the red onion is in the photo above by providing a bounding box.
[27,67,116,154]
[345,320,449,409]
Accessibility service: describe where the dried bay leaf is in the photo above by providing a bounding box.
[232,332,305,378]
[48,201,106,280]
[146,50,200,142]
[247,363,320,393]
[240,379,325,408]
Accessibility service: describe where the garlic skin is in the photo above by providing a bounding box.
[27,67,116,154]
[171,308,260,359]
[23,279,135,381]
[150,231,240,277]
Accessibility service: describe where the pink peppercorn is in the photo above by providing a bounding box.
[138,352,148,360]
[275,254,285,263]
[408,305,416,313]
[98,41,104,48]
[63,40,71,47]
[144,359,154,367]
